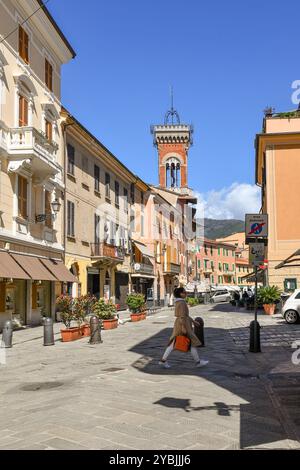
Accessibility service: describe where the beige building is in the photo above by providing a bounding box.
[0,0,76,328]
[62,109,152,309]
[255,109,300,291]
[217,232,254,287]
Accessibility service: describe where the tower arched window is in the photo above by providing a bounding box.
[165,157,180,188]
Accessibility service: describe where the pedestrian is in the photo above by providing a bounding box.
[159,287,209,369]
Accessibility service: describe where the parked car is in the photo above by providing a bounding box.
[282,290,300,324]
[210,289,232,303]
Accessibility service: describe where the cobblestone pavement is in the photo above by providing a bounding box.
[0,303,300,450]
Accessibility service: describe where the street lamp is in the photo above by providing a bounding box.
[51,198,61,214]
[35,198,61,223]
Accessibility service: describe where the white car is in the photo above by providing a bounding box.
[282,290,300,324]
[210,289,231,303]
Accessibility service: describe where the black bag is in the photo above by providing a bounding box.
[194,317,205,347]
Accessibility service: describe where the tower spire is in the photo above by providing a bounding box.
[164,86,180,125]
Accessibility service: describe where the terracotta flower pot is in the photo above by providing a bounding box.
[102,318,118,330]
[140,312,147,320]
[130,312,142,322]
[263,304,275,315]
[81,324,91,337]
[61,327,81,342]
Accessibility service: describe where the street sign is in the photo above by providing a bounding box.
[245,214,268,239]
[249,242,265,267]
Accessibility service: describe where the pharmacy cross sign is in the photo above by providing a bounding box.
[245,214,268,239]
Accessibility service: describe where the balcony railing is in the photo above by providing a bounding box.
[8,127,58,162]
[91,242,125,260]
[133,262,154,275]
[163,262,181,275]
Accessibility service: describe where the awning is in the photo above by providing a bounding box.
[275,249,300,269]
[241,269,264,283]
[132,240,154,259]
[0,252,30,280]
[131,274,155,279]
[11,254,57,281]
[40,259,78,282]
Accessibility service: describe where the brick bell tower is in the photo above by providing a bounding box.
[151,93,193,193]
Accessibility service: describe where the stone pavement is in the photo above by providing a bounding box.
[0,303,300,450]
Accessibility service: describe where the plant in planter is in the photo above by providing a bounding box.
[56,294,80,342]
[126,293,146,321]
[74,295,97,336]
[92,298,118,330]
[257,285,282,315]
[187,297,199,307]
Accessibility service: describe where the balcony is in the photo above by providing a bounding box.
[91,242,125,261]
[163,262,181,275]
[133,262,154,276]
[3,126,61,177]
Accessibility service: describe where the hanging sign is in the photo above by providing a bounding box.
[249,242,265,267]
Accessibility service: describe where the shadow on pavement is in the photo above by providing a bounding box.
[129,325,300,449]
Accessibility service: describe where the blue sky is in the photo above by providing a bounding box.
[48,0,300,218]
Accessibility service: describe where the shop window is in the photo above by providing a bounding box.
[284,278,297,292]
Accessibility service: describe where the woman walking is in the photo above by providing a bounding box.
[159,287,209,369]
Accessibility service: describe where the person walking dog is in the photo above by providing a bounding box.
[159,287,209,369]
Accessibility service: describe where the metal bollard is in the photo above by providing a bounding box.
[43,317,55,346]
[89,316,102,344]
[194,317,205,347]
[2,320,13,348]
[249,320,261,353]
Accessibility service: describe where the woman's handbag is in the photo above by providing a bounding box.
[174,335,191,352]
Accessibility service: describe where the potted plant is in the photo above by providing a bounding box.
[56,294,81,342]
[75,295,97,336]
[93,298,118,330]
[126,293,146,321]
[257,285,281,315]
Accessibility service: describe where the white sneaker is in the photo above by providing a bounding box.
[159,360,171,369]
[196,360,209,368]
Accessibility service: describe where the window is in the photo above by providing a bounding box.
[130,182,135,204]
[115,181,120,206]
[19,96,28,127]
[67,144,75,175]
[94,214,100,243]
[67,201,75,237]
[218,247,221,255]
[130,208,135,232]
[45,190,53,229]
[211,261,214,269]
[45,59,53,91]
[210,247,213,255]
[105,173,110,199]
[141,192,144,211]
[211,276,214,284]
[204,259,208,269]
[124,188,128,212]
[94,165,100,192]
[19,25,29,63]
[197,259,201,269]
[18,175,27,219]
[218,262,222,271]
[141,214,144,237]
[45,119,52,141]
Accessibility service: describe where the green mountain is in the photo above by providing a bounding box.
[197,218,244,240]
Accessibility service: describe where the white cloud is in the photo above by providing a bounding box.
[195,183,261,220]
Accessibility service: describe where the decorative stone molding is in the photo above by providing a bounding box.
[7,158,32,173]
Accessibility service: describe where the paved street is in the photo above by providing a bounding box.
[0,303,300,450]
